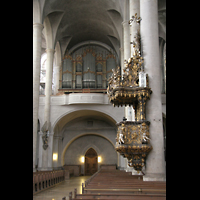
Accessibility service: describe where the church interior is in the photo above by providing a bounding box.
[33,0,166,199]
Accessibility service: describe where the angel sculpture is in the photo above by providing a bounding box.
[118,130,124,144]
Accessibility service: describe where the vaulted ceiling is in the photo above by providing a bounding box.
[40,0,123,56]
[35,0,165,58]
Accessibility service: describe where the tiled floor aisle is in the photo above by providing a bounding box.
[33,176,91,200]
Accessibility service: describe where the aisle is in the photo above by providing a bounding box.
[33,176,91,200]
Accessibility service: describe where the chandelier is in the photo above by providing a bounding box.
[107,13,152,173]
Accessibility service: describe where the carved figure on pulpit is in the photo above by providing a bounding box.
[118,130,124,144]
[142,132,150,144]
[128,159,133,167]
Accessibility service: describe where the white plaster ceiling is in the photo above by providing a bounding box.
[39,0,165,60]
[41,0,123,54]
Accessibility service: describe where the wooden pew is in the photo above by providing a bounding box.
[70,169,166,200]
[33,169,65,194]
[100,164,117,170]
[73,192,166,200]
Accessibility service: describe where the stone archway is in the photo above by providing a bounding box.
[61,133,116,167]
[85,148,98,175]
[52,108,120,168]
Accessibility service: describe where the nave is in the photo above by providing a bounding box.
[33,176,90,200]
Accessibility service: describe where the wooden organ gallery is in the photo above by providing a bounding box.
[60,45,118,93]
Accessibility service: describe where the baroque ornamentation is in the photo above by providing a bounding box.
[116,121,150,145]
[107,13,152,172]
[128,13,142,25]
[115,121,152,171]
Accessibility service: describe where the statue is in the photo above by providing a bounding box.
[118,130,124,144]
[41,121,51,150]
[142,132,150,144]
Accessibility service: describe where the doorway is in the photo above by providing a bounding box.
[85,148,98,175]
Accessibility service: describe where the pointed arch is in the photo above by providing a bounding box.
[61,133,116,166]
[85,147,98,175]
[85,148,97,156]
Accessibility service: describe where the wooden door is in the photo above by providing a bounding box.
[85,148,98,175]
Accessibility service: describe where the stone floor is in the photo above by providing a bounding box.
[33,176,91,200]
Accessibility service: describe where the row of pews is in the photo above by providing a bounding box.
[68,169,166,200]
[33,165,81,195]
[33,170,65,194]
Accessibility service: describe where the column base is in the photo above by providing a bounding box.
[143,173,166,181]
[118,167,125,171]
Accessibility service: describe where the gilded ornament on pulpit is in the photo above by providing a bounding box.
[107,13,153,172]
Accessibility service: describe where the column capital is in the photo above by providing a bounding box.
[33,23,44,30]
[45,48,55,53]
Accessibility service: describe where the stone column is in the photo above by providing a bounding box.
[129,0,140,57]
[124,0,140,124]
[122,21,130,68]
[122,21,131,121]
[54,64,60,95]
[119,47,124,76]
[44,48,55,124]
[122,6,136,173]
[42,48,55,170]
[140,0,165,181]
[33,23,43,172]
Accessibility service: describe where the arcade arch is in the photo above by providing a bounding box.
[52,109,119,170]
